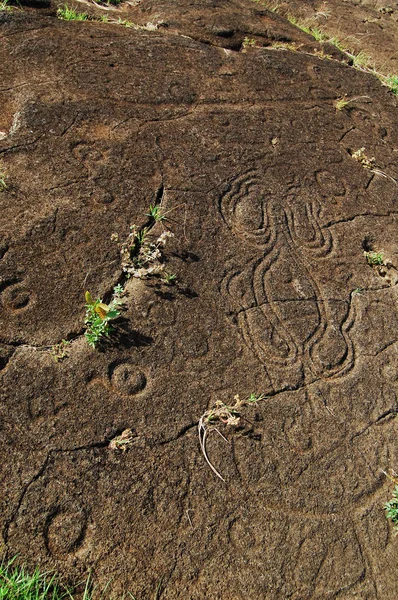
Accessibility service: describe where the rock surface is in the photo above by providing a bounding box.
[1,0,398,598]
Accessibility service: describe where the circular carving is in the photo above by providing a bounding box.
[46,509,87,556]
[28,396,54,419]
[112,363,147,395]
[94,190,114,204]
[2,283,31,311]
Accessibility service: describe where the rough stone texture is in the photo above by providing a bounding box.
[1,1,398,598]
[275,0,398,73]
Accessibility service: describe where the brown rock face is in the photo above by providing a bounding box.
[1,1,398,597]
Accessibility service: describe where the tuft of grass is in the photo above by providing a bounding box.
[364,250,385,266]
[0,558,71,600]
[57,5,88,21]
[0,0,12,11]
[109,429,134,452]
[115,17,135,28]
[327,35,345,52]
[351,147,396,182]
[349,50,372,69]
[334,95,371,111]
[379,73,398,95]
[310,26,327,42]
[162,272,177,285]
[146,204,167,222]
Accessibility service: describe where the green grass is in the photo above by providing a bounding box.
[57,5,88,21]
[0,559,162,600]
[276,9,398,97]
[0,558,73,599]
[0,0,12,11]
[364,250,385,266]
[379,74,398,95]
[145,204,167,222]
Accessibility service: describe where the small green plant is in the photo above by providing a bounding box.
[383,471,398,533]
[384,485,398,532]
[57,5,88,21]
[50,339,70,362]
[351,287,363,296]
[242,37,256,48]
[349,50,372,69]
[327,35,345,52]
[364,250,385,266]
[198,393,267,481]
[146,204,167,222]
[379,73,398,95]
[162,272,177,285]
[84,288,123,348]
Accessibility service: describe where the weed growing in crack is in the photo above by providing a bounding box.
[351,147,397,182]
[242,37,257,48]
[334,95,371,111]
[351,147,375,169]
[116,224,174,279]
[198,393,267,481]
[57,5,88,21]
[84,287,123,348]
[351,287,363,297]
[383,470,398,533]
[109,429,135,452]
[364,250,385,266]
[50,339,70,362]
[385,486,398,532]
[146,203,167,222]
[162,272,177,285]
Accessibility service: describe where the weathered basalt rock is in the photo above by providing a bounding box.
[1,1,398,597]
